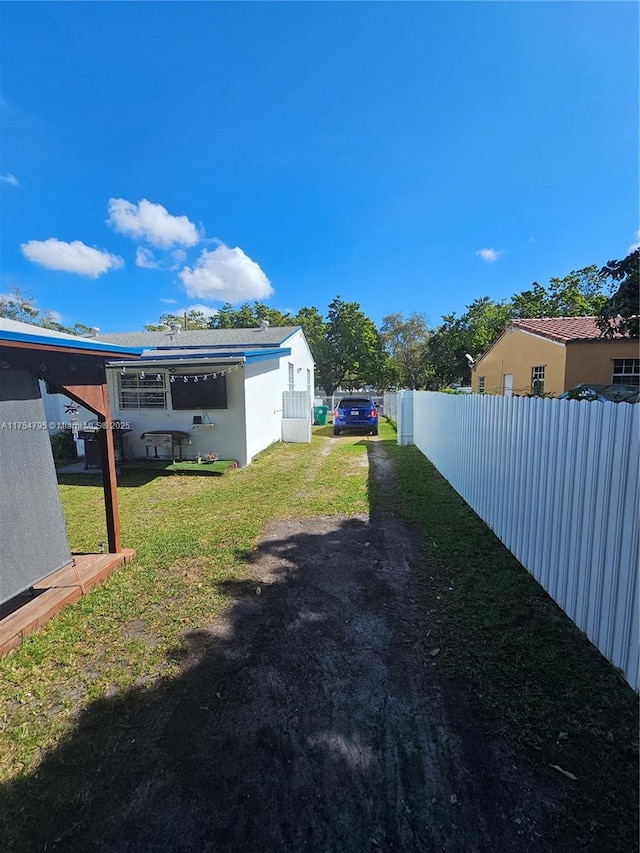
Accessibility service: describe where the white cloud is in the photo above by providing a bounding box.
[1,173,19,186]
[179,244,273,303]
[160,297,178,304]
[476,247,504,263]
[107,198,200,249]
[136,246,187,271]
[629,231,640,252]
[135,246,161,269]
[21,238,124,278]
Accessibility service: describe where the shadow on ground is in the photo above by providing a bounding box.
[1,440,569,853]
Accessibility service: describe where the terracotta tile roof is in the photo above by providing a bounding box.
[510,316,606,343]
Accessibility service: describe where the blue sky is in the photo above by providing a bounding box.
[1,2,638,334]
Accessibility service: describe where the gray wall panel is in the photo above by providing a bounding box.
[1,369,72,604]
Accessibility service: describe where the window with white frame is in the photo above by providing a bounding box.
[306,368,311,392]
[478,376,485,394]
[612,358,640,386]
[531,365,545,396]
[118,371,167,409]
[288,362,294,391]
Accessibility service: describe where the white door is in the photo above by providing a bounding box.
[504,374,513,397]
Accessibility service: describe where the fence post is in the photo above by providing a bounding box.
[398,390,414,445]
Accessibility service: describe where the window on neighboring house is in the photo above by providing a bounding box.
[612,358,640,386]
[531,365,545,396]
[288,362,294,391]
[118,372,167,409]
[478,376,485,394]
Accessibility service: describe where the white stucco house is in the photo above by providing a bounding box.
[45,325,315,468]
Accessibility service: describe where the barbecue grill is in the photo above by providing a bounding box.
[78,420,132,469]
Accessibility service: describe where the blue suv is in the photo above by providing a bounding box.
[333,397,379,436]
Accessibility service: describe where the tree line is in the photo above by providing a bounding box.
[145,250,638,394]
[2,249,636,395]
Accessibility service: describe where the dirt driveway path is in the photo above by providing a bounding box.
[5,438,571,852]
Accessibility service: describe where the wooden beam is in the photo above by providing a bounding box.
[57,383,108,417]
[95,386,122,553]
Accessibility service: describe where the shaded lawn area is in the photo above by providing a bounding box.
[377,432,639,853]
[0,422,637,852]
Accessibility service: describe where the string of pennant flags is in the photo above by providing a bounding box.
[121,363,244,383]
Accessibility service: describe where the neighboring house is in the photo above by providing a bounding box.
[0,318,140,605]
[47,325,315,468]
[470,317,639,397]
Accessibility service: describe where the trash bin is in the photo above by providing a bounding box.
[313,405,329,426]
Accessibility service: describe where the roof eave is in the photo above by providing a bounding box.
[0,330,142,360]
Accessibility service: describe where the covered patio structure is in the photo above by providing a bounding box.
[0,319,142,655]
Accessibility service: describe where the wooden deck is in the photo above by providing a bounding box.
[0,549,136,658]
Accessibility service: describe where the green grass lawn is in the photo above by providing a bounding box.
[0,431,370,780]
[0,422,637,851]
[118,459,237,475]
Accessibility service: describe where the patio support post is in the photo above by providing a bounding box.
[57,381,122,554]
[97,396,121,553]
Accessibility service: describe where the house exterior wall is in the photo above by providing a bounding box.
[244,361,284,463]
[284,329,315,397]
[106,365,248,465]
[564,340,640,389]
[243,330,315,464]
[471,329,566,395]
[41,329,315,467]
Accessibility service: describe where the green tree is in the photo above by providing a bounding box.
[511,266,607,318]
[381,312,431,389]
[209,301,293,329]
[0,287,40,324]
[510,282,550,318]
[145,302,295,331]
[314,297,385,395]
[427,298,512,388]
[291,306,330,378]
[0,286,92,335]
[596,250,640,338]
[144,309,212,331]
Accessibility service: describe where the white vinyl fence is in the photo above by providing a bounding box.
[405,391,639,690]
[283,390,312,419]
[383,392,398,422]
[281,391,312,443]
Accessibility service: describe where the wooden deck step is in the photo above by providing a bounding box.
[0,549,136,658]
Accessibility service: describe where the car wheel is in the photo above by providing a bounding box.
[333,428,341,436]
[372,427,378,436]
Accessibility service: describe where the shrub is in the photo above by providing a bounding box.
[50,429,77,461]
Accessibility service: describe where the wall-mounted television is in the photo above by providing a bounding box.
[170,375,227,410]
